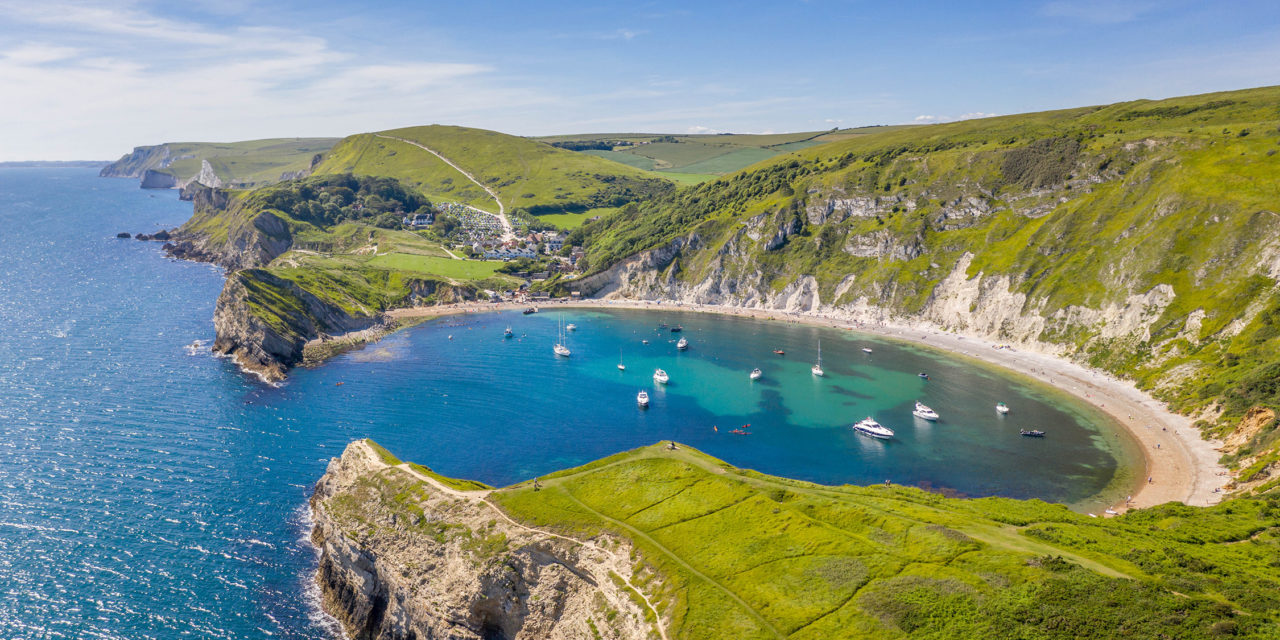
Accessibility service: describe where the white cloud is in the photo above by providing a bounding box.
[911,112,998,125]
[686,125,722,134]
[0,1,552,160]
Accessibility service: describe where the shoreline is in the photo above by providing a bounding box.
[384,298,1229,512]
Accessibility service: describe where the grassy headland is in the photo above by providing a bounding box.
[101,137,338,187]
[358,439,1280,639]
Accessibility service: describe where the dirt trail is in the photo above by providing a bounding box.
[374,134,514,241]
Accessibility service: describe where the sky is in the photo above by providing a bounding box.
[1,0,1279,160]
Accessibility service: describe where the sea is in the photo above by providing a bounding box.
[0,168,1139,638]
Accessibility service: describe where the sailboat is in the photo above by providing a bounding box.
[553,316,571,357]
[617,348,626,371]
[811,339,824,377]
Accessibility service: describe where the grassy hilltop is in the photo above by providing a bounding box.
[350,440,1280,639]
[575,86,1280,488]
[316,124,674,228]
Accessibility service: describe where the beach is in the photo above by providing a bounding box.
[387,298,1229,512]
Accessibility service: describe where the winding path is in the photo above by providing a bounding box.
[374,134,514,241]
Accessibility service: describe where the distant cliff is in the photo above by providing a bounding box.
[100,138,337,190]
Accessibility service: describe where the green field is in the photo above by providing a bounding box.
[534,206,621,230]
[356,440,1280,639]
[541,128,920,179]
[366,253,503,280]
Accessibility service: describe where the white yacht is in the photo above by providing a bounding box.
[553,316,571,357]
[637,390,650,407]
[504,326,513,338]
[853,417,894,439]
[996,402,1010,415]
[750,368,763,380]
[912,401,939,421]
[676,337,689,350]
[862,347,873,353]
[566,323,577,331]
[812,339,825,377]
[653,368,669,384]
[617,349,626,371]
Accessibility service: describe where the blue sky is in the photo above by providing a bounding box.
[1,0,1278,160]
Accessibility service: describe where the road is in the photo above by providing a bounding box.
[374,133,515,242]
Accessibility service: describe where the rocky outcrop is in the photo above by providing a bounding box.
[164,186,292,271]
[211,270,378,383]
[139,169,178,189]
[310,441,657,640]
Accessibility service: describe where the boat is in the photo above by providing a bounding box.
[996,402,1010,415]
[642,339,650,345]
[853,417,895,439]
[670,325,683,333]
[773,349,785,355]
[617,349,626,371]
[1020,429,1046,437]
[653,368,669,384]
[566,323,577,331]
[523,307,537,315]
[750,368,763,380]
[812,338,824,377]
[918,372,930,380]
[553,316,571,357]
[862,347,873,353]
[504,326,513,338]
[677,337,689,350]
[912,401,939,421]
[637,390,649,407]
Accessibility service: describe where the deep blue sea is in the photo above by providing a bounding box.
[0,168,1137,638]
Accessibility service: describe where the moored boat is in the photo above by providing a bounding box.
[677,337,689,350]
[773,349,785,355]
[566,323,577,331]
[553,315,571,357]
[637,390,650,407]
[812,338,824,377]
[912,401,939,421]
[1020,429,1046,437]
[853,417,895,439]
[504,326,513,338]
[750,368,763,380]
[670,325,683,333]
[996,402,1010,415]
[862,347,873,353]
[653,368,669,384]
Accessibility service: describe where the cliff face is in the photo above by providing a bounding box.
[100,144,172,178]
[165,186,293,271]
[310,441,658,640]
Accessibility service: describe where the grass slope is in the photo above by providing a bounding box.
[316,125,675,223]
[578,86,1280,482]
[355,441,1280,639]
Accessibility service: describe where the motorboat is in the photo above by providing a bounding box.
[918,372,930,380]
[750,368,763,380]
[812,339,824,377]
[862,347,873,353]
[566,323,577,331]
[653,369,669,384]
[996,402,1010,414]
[912,401,939,421]
[504,326,513,338]
[853,417,894,439]
[523,307,537,315]
[773,349,785,355]
[1020,429,1046,437]
[670,325,683,333]
[677,337,689,350]
[637,390,650,407]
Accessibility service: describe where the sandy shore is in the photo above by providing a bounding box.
[387,298,1229,512]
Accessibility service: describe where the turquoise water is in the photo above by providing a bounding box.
[0,168,1134,638]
